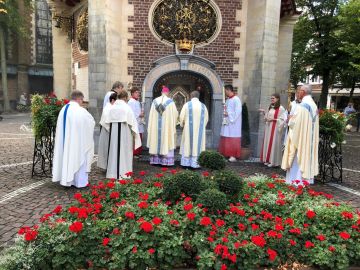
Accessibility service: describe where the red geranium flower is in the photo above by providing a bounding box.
[148,248,155,254]
[305,241,314,249]
[339,231,351,240]
[289,239,296,246]
[316,234,326,241]
[306,210,316,219]
[102,237,110,246]
[140,221,153,233]
[221,264,227,270]
[183,204,193,211]
[119,179,128,185]
[202,171,210,177]
[170,219,180,226]
[133,179,143,184]
[125,212,135,219]
[52,205,62,214]
[139,171,146,176]
[251,223,260,231]
[187,212,196,221]
[152,217,162,225]
[24,230,38,241]
[341,211,354,219]
[69,221,83,233]
[153,182,163,188]
[110,191,120,199]
[238,223,246,231]
[216,219,226,227]
[267,248,277,261]
[138,201,149,209]
[125,172,133,177]
[132,246,137,253]
[251,235,266,247]
[107,182,115,189]
[200,217,212,226]
[112,228,120,235]
[328,246,336,252]
[284,218,294,226]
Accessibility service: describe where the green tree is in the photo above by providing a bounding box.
[0,0,31,111]
[337,0,360,99]
[292,0,344,108]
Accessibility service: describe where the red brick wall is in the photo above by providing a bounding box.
[71,38,89,90]
[128,0,241,90]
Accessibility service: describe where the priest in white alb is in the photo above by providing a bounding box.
[147,86,178,166]
[104,90,141,179]
[52,90,95,188]
[218,85,242,162]
[281,84,319,185]
[128,87,145,157]
[97,92,117,170]
[103,81,123,108]
[179,91,209,168]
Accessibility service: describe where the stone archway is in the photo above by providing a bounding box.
[142,55,224,148]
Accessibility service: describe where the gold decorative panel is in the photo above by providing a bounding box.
[152,0,219,46]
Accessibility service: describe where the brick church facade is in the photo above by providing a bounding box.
[48,0,298,155]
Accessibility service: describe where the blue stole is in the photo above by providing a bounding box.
[300,102,318,178]
[188,101,205,156]
[62,104,70,148]
[153,98,174,155]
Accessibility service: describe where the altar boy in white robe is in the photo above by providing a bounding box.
[128,87,145,157]
[52,91,95,188]
[179,91,208,168]
[97,92,117,170]
[104,90,141,179]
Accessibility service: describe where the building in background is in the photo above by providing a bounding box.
[0,0,53,110]
[47,0,299,155]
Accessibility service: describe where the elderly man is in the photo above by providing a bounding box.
[147,86,178,166]
[52,90,95,188]
[179,91,209,168]
[281,84,319,185]
[103,81,123,108]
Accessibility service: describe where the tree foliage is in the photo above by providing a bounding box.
[291,0,360,107]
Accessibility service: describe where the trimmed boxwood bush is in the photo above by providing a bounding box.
[214,170,243,198]
[163,171,203,202]
[197,188,228,213]
[198,150,226,170]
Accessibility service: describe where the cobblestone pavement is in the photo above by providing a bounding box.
[0,113,360,250]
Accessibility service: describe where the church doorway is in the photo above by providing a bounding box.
[153,71,212,127]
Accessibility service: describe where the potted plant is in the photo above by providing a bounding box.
[240,102,252,159]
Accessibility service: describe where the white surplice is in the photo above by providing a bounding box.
[128,97,144,133]
[52,101,95,188]
[104,100,141,179]
[220,95,242,138]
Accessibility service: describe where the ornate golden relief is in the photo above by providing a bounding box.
[76,9,88,52]
[152,0,218,47]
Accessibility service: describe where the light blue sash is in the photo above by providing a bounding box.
[153,99,173,155]
[300,103,318,178]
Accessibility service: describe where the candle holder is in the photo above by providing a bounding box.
[222,103,229,126]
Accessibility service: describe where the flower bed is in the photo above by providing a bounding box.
[0,170,359,270]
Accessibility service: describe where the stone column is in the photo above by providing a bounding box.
[275,16,298,105]
[241,0,282,157]
[52,25,72,99]
[88,0,133,121]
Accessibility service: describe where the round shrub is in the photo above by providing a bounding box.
[200,178,218,191]
[198,150,226,170]
[214,170,242,198]
[163,171,203,202]
[197,189,228,213]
